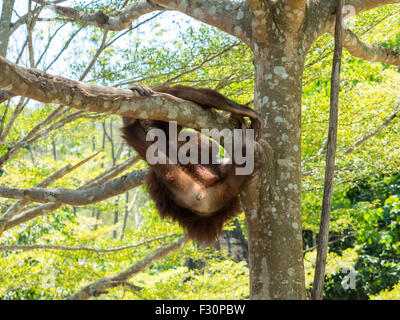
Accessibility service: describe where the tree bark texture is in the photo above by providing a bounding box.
[246,37,306,299]
[2,0,400,300]
[312,0,344,300]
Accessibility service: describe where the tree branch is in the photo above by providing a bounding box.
[83,155,140,189]
[308,0,400,50]
[0,106,68,165]
[66,236,189,300]
[246,0,269,41]
[137,0,252,42]
[345,0,400,15]
[0,90,15,104]
[311,2,400,68]
[0,169,148,206]
[0,0,16,56]
[345,99,400,154]
[0,98,26,144]
[0,110,91,167]
[276,0,307,31]
[311,0,344,301]
[0,56,234,132]
[0,150,102,236]
[303,233,355,253]
[4,203,63,230]
[339,28,400,67]
[3,160,146,231]
[0,234,176,253]
[34,0,252,43]
[32,0,163,30]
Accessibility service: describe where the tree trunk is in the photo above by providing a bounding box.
[113,197,119,239]
[245,37,306,299]
[217,219,248,263]
[94,209,101,231]
[0,0,16,103]
[0,0,15,57]
[120,191,130,240]
[52,138,57,161]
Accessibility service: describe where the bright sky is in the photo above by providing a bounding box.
[2,0,211,110]
[11,0,201,51]
[7,0,204,78]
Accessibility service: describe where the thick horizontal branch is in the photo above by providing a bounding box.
[308,0,400,49]
[66,236,189,300]
[33,0,163,30]
[345,0,400,15]
[0,90,15,103]
[0,150,102,236]
[3,162,147,231]
[339,28,400,66]
[35,0,252,43]
[0,169,148,206]
[0,56,234,131]
[152,0,251,42]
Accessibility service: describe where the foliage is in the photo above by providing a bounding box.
[301,4,400,300]
[320,189,400,299]
[102,260,249,300]
[1,1,400,299]
[371,281,400,300]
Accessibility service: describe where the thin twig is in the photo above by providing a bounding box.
[311,0,344,301]
[345,99,400,154]
[0,150,102,235]
[66,236,189,300]
[3,159,145,231]
[0,234,176,253]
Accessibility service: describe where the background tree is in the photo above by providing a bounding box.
[0,0,400,300]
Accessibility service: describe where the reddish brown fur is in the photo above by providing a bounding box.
[121,85,261,243]
[147,169,242,243]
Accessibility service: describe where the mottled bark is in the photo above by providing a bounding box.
[340,28,400,67]
[0,56,234,132]
[2,0,400,301]
[247,37,306,299]
[145,0,253,43]
[247,0,270,42]
[0,150,102,236]
[275,0,307,32]
[0,0,16,102]
[0,0,15,57]
[0,169,148,206]
[312,0,344,300]
[3,158,143,231]
[33,0,163,31]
